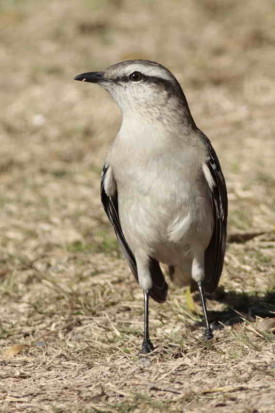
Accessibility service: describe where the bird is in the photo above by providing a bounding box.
[74,60,228,354]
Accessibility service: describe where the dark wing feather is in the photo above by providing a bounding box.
[101,165,137,278]
[203,138,228,293]
[101,165,168,303]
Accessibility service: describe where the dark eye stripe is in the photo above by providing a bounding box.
[114,74,169,85]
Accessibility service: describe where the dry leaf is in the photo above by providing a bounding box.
[256,318,275,333]
[2,344,29,360]
[185,286,201,314]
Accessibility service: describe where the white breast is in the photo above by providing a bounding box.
[106,120,213,263]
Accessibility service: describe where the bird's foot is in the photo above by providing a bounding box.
[204,327,214,340]
[140,339,154,354]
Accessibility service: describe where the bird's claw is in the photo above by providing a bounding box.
[140,339,154,354]
[204,328,214,340]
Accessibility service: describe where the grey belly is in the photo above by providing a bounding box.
[153,240,192,266]
[120,193,212,266]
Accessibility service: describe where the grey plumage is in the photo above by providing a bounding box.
[75,60,228,351]
[101,164,168,303]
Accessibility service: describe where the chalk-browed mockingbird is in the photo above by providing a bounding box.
[75,60,227,353]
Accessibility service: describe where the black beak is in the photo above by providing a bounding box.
[74,71,104,83]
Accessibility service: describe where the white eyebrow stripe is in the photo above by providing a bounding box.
[123,64,172,82]
[203,163,216,191]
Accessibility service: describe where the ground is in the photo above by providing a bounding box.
[0,0,274,412]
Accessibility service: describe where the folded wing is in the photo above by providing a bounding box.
[203,137,228,293]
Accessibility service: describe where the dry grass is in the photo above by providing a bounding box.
[0,0,274,411]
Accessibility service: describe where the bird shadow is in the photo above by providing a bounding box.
[197,287,275,328]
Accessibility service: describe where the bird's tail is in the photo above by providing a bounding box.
[149,258,168,303]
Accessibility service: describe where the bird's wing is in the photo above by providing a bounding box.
[203,138,228,293]
[101,165,137,278]
[101,164,168,303]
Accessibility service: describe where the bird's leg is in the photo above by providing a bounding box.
[197,282,213,340]
[140,290,154,354]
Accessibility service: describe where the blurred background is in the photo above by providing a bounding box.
[0,0,274,410]
[0,0,274,287]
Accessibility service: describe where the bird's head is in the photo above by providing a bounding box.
[74,60,192,123]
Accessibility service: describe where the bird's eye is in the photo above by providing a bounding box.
[129,71,143,82]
